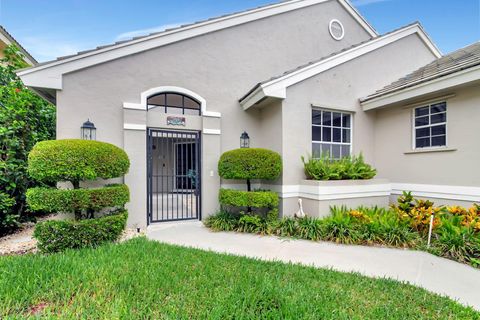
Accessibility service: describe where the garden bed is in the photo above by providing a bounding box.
[206,195,480,268]
[0,238,477,318]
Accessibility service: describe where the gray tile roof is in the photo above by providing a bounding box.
[362,41,480,102]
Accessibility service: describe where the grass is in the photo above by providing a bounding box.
[0,238,478,319]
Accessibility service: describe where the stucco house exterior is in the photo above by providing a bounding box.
[16,0,479,228]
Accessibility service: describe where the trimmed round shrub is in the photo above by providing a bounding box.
[33,211,128,253]
[27,184,129,213]
[218,148,281,180]
[28,139,130,184]
[219,189,278,208]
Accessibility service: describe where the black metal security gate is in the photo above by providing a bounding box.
[147,129,201,223]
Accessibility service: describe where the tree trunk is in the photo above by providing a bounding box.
[246,179,252,213]
[71,180,82,220]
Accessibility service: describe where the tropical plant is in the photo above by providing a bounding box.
[302,153,376,180]
[0,45,56,235]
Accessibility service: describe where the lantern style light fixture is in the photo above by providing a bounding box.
[240,131,250,148]
[81,119,96,140]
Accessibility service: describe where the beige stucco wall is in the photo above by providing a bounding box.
[280,33,437,187]
[374,84,480,187]
[55,1,374,227]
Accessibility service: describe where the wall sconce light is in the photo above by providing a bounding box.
[81,119,96,140]
[240,131,250,148]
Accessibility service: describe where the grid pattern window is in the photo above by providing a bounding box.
[312,109,351,159]
[147,93,201,115]
[414,102,447,149]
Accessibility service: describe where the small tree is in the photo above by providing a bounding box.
[27,139,130,220]
[0,45,55,234]
[218,148,281,219]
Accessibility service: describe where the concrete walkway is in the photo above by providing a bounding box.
[147,221,480,311]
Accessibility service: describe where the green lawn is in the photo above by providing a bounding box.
[0,238,478,319]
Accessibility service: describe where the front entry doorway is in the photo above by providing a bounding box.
[147,129,201,223]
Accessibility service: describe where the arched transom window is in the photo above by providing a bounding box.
[147,92,201,115]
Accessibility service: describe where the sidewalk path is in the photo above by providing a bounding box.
[147,221,480,310]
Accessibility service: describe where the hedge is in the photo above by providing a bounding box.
[26,184,129,213]
[33,211,128,253]
[28,139,130,184]
[219,189,278,208]
[218,148,282,180]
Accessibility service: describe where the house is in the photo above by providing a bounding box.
[16,0,479,228]
[0,25,37,66]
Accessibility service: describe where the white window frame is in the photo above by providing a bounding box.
[411,101,448,150]
[312,107,353,159]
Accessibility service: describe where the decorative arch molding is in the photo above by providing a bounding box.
[123,86,221,118]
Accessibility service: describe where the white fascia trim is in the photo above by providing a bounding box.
[264,183,392,200]
[0,31,36,66]
[16,0,378,83]
[241,24,441,110]
[391,183,480,202]
[123,102,144,110]
[338,0,377,37]
[124,123,147,131]
[203,128,221,135]
[240,85,286,110]
[361,65,480,110]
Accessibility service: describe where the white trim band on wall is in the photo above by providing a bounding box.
[391,183,480,202]
[272,184,392,200]
[124,123,147,131]
[203,128,221,135]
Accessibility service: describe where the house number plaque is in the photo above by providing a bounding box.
[167,116,186,126]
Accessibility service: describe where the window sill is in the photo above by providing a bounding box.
[404,147,457,155]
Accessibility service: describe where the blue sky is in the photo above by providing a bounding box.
[0,0,478,62]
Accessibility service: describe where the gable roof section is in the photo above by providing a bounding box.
[0,26,37,66]
[239,23,442,110]
[360,41,480,110]
[17,0,377,91]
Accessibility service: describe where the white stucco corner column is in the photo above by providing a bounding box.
[123,125,147,229]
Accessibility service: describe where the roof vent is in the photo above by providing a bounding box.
[329,19,345,41]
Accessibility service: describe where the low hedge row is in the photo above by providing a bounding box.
[219,189,278,208]
[34,211,128,253]
[28,139,130,184]
[26,184,129,213]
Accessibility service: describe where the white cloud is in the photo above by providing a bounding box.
[115,23,188,41]
[351,0,391,7]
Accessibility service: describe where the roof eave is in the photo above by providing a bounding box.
[0,26,37,66]
[361,64,480,111]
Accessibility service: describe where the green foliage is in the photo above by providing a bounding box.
[219,189,279,220]
[218,148,282,180]
[33,211,128,253]
[302,153,376,180]
[430,216,480,266]
[206,200,480,268]
[28,139,130,184]
[219,189,278,208]
[1,238,477,318]
[204,211,238,231]
[0,45,56,235]
[26,184,129,214]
